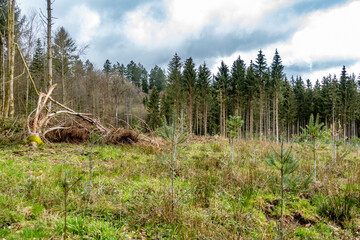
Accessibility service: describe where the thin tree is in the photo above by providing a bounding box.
[270,49,284,143]
[3,0,15,119]
[183,57,196,134]
[254,50,267,140]
[265,141,299,240]
[301,114,324,182]
[47,0,53,112]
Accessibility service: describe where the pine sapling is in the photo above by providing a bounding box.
[301,114,324,182]
[61,170,82,240]
[158,119,187,218]
[265,140,299,240]
[226,115,243,163]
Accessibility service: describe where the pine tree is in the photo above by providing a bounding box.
[254,49,268,139]
[141,67,149,93]
[182,57,196,134]
[28,38,45,112]
[245,61,257,139]
[53,26,78,104]
[197,62,211,135]
[281,78,297,140]
[167,53,183,120]
[230,56,246,136]
[149,65,166,92]
[270,49,284,142]
[214,61,230,136]
[146,86,161,130]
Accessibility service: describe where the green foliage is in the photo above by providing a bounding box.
[265,141,300,239]
[0,139,359,239]
[301,114,324,182]
[227,115,244,139]
[265,143,299,176]
[315,193,357,224]
[146,87,161,130]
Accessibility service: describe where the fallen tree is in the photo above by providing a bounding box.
[26,84,138,146]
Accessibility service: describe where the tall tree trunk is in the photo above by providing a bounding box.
[204,99,207,136]
[1,34,5,115]
[188,90,193,134]
[276,92,279,143]
[47,0,53,112]
[272,96,276,139]
[219,92,223,136]
[249,98,253,140]
[259,87,263,140]
[223,98,226,137]
[4,0,15,119]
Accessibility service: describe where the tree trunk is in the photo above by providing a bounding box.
[276,92,279,143]
[47,0,53,112]
[1,34,5,115]
[259,88,263,140]
[249,99,253,140]
[4,0,15,119]
[188,90,193,134]
[204,99,207,136]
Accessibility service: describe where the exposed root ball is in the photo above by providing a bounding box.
[105,129,138,145]
[45,120,91,143]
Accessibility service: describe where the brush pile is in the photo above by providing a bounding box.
[26,84,139,145]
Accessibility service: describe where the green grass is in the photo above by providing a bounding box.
[0,138,359,239]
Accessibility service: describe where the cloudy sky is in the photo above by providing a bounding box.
[17,0,360,82]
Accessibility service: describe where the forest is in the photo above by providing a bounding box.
[0,0,360,239]
[0,1,360,140]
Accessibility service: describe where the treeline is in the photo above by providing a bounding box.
[144,51,360,141]
[1,2,360,141]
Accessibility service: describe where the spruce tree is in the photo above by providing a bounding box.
[197,62,212,135]
[146,86,161,130]
[245,61,257,139]
[270,49,284,142]
[167,53,183,120]
[254,49,268,139]
[182,57,196,134]
[214,61,230,136]
[149,65,166,92]
[103,59,112,74]
[230,56,246,129]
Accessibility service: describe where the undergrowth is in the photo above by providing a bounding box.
[0,137,359,239]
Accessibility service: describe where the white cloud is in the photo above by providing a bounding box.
[123,0,295,49]
[62,5,101,44]
[211,0,360,80]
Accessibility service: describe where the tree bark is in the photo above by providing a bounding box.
[47,0,53,112]
[4,0,15,119]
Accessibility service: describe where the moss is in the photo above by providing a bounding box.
[25,135,44,146]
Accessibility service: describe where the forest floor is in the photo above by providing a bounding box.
[0,136,359,239]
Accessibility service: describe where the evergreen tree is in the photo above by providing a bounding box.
[293,76,305,133]
[29,38,45,91]
[197,62,212,135]
[167,53,183,119]
[182,57,196,134]
[53,26,78,104]
[230,56,246,126]
[146,86,161,130]
[254,49,268,139]
[141,67,149,93]
[281,78,297,140]
[270,49,284,142]
[214,61,230,136]
[245,61,257,139]
[103,59,112,74]
[149,65,166,92]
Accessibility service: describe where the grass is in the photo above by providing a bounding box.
[0,138,359,239]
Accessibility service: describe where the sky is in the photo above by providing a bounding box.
[17,0,360,82]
